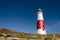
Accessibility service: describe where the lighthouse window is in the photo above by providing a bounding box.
[43,29,44,31]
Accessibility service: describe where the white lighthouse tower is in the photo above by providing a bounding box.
[37,8,46,34]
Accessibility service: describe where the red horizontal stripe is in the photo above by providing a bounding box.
[37,20,45,29]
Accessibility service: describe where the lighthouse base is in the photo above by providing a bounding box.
[37,29,46,34]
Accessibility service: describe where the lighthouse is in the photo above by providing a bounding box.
[37,8,46,34]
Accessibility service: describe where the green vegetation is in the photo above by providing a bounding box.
[0,28,60,39]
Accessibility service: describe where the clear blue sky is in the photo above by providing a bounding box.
[0,0,60,34]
